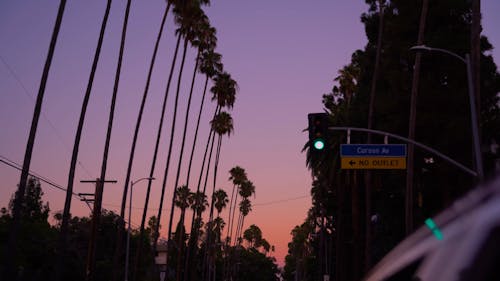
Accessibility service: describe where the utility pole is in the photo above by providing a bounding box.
[81,178,117,281]
[471,0,481,116]
[406,0,429,236]
[471,0,482,179]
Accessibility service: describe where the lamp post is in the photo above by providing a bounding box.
[125,177,155,281]
[409,45,484,182]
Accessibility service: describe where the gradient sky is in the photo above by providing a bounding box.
[1,1,499,266]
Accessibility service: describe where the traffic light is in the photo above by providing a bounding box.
[308,113,329,152]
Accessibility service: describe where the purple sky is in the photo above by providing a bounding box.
[1,1,499,265]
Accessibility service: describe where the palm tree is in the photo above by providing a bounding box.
[233,181,255,244]
[211,72,237,109]
[183,50,222,281]
[111,2,172,280]
[4,2,66,279]
[52,1,108,280]
[211,217,226,245]
[173,184,195,281]
[141,1,209,273]
[137,2,185,274]
[222,167,246,281]
[238,180,255,199]
[86,1,132,280]
[226,166,247,245]
[158,0,203,246]
[175,185,193,233]
[213,189,229,217]
[203,111,234,280]
[168,6,211,247]
[190,191,209,216]
[207,189,229,280]
[334,63,359,109]
[175,186,197,281]
[235,198,252,245]
[365,0,385,273]
[184,37,220,190]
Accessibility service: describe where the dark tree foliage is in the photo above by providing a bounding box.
[287,0,500,280]
[233,248,279,281]
[0,177,56,281]
[0,179,155,281]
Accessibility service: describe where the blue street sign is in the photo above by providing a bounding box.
[341,144,407,157]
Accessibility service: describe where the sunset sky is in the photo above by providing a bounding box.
[1,1,499,266]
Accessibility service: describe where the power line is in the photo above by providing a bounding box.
[0,155,91,211]
[2,154,310,219]
[0,55,93,178]
[0,156,153,230]
[253,195,310,206]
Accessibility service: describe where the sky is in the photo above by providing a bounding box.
[1,0,499,267]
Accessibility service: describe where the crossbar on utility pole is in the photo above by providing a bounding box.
[80,178,117,281]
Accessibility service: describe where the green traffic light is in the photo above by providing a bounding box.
[313,139,325,150]
[424,218,443,240]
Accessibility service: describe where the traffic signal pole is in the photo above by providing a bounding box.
[329,127,478,178]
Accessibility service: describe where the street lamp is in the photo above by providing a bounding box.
[125,177,155,281]
[409,45,484,181]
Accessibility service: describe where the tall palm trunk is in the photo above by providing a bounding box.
[225,184,236,243]
[197,128,218,281]
[203,135,223,281]
[234,212,242,245]
[111,4,171,281]
[185,75,209,188]
[365,0,384,272]
[406,0,429,239]
[148,35,189,278]
[165,36,190,243]
[223,185,235,281]
[184,105,217,281]
[134,30,182,281]
[54,2,111,281]
[3,2,66,280]
[229,188,239,245]
[86,2,131,281]
[197,117,219,281]
[174,50,201,281]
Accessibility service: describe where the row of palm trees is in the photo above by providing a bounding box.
[170,164,256,281]
[4,0,248,281]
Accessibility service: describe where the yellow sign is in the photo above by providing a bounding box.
[341,157,406,169]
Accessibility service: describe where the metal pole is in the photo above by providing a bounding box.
[465,54,484,181]
[329,127,477,177]
[124,177,153,281]
[409,46,484,182]
[125,180,133,281]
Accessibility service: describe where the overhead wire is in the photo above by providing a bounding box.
[253,195,310,206]
[0,55,94,178]
[0,155,92,211]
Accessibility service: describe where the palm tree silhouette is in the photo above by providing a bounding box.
[6,1,67,279]
[166,0,208,245]
[87,1,132,280]
[54,1,109,280]
[234,181,255,245]
[183,49,222,281]
[203,111,234,280]
[111,2,172,279]
[226,166,247,245]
